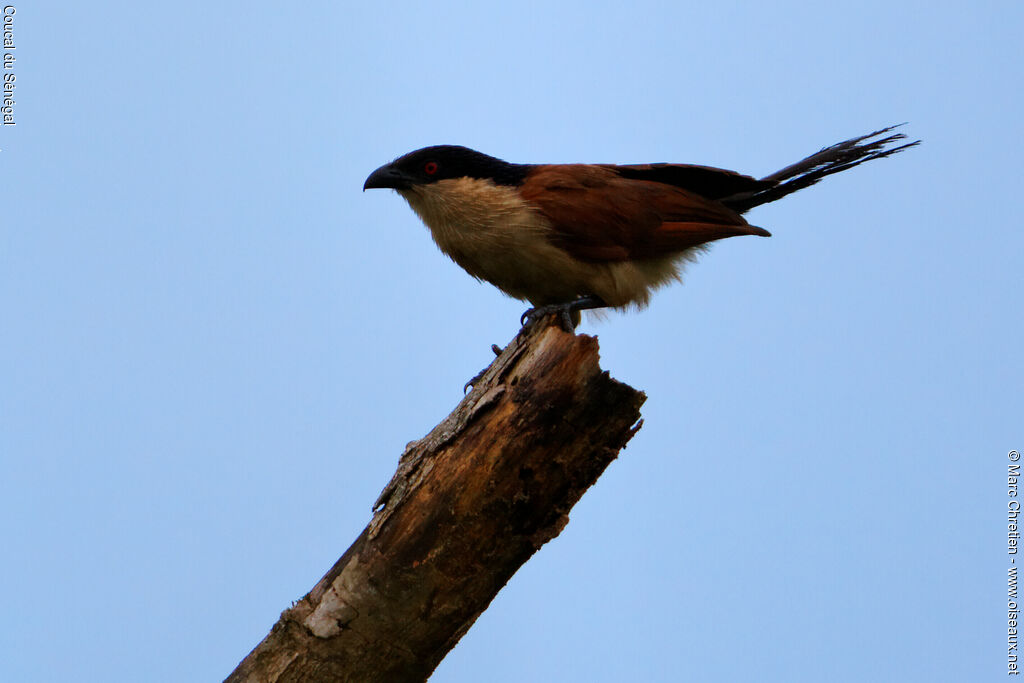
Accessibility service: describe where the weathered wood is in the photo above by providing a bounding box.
[225,322,646,683]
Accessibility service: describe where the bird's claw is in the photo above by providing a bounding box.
[520,304,577,332]
[464,370,485,394]
[464,344,506,393]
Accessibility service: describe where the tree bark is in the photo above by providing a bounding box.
[225,322,646,682]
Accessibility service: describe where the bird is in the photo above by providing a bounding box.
[363,125,918,329]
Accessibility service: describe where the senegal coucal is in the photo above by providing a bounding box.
[364,125,918,328]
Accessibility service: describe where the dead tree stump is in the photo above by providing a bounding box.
[226,322,646,682]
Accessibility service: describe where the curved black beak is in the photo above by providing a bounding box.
[363,163,412,191]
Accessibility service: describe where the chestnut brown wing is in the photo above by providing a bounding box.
[519,164,770,263]
[605,163,773,200]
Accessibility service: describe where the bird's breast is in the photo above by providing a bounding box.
[397,178,586,303]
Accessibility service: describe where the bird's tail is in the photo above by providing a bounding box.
[722,124,920,214]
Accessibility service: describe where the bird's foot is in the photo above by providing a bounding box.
[519,296,608,333]
[464,344,504,393]
[521,303,577,332]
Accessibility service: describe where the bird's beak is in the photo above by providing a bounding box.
[363,163,412,191]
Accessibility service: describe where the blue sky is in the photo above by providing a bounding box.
[1,2,1019,681]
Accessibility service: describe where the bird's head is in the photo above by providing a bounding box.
[363,145,531,191]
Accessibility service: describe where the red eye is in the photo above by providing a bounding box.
[424,161,438,175]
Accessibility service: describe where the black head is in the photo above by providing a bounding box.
[363,145,532,191]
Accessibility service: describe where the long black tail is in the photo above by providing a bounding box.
[723,124,920,214]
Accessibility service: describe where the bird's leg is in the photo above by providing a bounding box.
[520,295,608,332]
[464,344,504,393]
